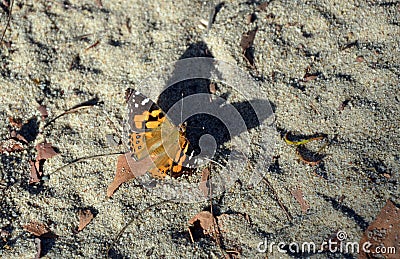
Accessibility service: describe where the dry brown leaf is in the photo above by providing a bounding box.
[8,117,23,128]
[29,160,41,184]
[359,200,400,259]
[16,133,28,144]
[37,105,48,120]
[356,56,364,62]
[291,187,310,213]
[240,28,257,67]
[209,83,217,94]
[303,73,318,82]
[258,1,269,11]
[78,209,94,231]
[23,222,50,237]
[35,142,59,160]
[0,139,24,153]
[199,168,211,197]
[95,0,103,7]
[188,211,219,239]
[296,145,325,166]
[107,153,141,197]
[240,29,257,52]
[247,13,257,24]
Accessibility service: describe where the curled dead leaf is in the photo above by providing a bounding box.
[291,187,310,213]
[37,105,48,120]
[107,153,137,197]
[78,209,94,231]
[240,28,257,67]
[29,160,42,184]
[35,142,59,160]
[359,200,400,259]
[8,117,23,128]
[188,211,220,240]
[199,168,211,197]
[296,145,325,166]
[303,73,318,82]
[23,221,51,237]
[258,1,269,11]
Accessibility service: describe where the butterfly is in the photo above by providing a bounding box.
[126,88,190,180]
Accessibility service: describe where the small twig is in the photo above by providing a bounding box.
[85,39,100,51]
[106,200,173,257]
[188,227,195,243]
[43,98,99,128]
[0,0,13,44]
[262,176,292,222]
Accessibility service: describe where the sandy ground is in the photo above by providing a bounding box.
[0,0,399,258]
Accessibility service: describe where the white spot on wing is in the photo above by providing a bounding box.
[141,98,150,105]
[135,103,139,108]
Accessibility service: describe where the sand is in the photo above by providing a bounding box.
[0,0,399,258]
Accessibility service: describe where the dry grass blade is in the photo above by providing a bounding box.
[262,176,292,221]
[43,98,100,128]
[106,200,173,258]
[0,0,13,44]
[284,132,325,146]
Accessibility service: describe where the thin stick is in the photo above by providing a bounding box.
[106,200,173,257]
[262,176,292,222]
[188,227,195,243]
[43,106,92,128]
[43,98,99,128]
[0,0,13,44]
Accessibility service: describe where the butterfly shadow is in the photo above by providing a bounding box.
[156,41,274,167]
